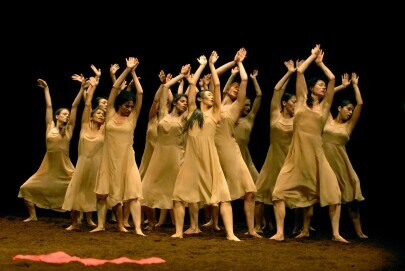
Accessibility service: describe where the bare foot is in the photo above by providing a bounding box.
[123,223,132,228]
[135,229,146,236]
[213,226,222,231]
[90,227,105,233]
[269,233,284,241]
[66,225,79,231]
[295,231,309,239]
[118,226,129,232]
[332,235,350,243]
[144,225,155,231]
[87,221,97,227]
[171,233,183,239]
[23,217,38,222]
[357,232,368,239]
[202,219,213,227]
[245,231,262,238]
[184,228,202,234]
[254,226,264,234]
[227,235,241,241]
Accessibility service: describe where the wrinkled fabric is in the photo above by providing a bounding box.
[13,251,165,266]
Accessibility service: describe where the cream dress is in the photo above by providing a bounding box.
[141,117,186,209]
[139,117,158,179]
[94,114,142,208]
[62,126,104,212]
[215,109,257,200]
[234,116,259,183]
[18,130,74,211]
[255,115,293,205]
[322,120,364,203]
[173,109,231,204]
[272,104,341,208]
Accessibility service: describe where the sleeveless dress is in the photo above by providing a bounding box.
[62,127,104,212]
[94,115,142,208]
[215,109,257,200]
[139,117,158,179]
[234,116,259,183]
[173,109,231,204]
[322,120,364,203]
[272,104,341,208]
[255,115,293,205]
[18,130,74,211]
[141,117,186,209]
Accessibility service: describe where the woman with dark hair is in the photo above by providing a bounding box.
[271,45,348,243]
[214,48,260,238]
[62,76,106,230]
[172,51,240,241]
[254,60,297,233]
[18,77,84,222]
[141,64,191,230]
[91,57,145,235]
[323,72,367,238]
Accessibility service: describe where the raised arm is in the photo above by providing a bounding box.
[222,66,239,94]
[129,59,143,118]
[347,72,363,135]
[186,55,207,118]
[296,44,320,101]
[270,60,296,119]
[37,79,53,131]
[81,77,99,126]
[229,48,248,120]
[209,51,221,120]
[315,49,336,114]
[248,69,262,118]
[68,75,87,132]
[109,63,120,83]
[158,64,190,121]
[107,57,137,115]
[334,73,351,93]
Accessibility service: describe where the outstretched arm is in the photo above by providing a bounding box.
[334,73,351,92]
[347,72,363,135]
[209,51,221,120]
[270,60,296,119]
[185,55,207,118]
[248,69,262,118]
[315,49,335,112]
[296,44,320,101]
[37,79,53,131]
[222,66,239,94]
[130,60,143,118]
[81,77,99,126]
[68,75,87,132]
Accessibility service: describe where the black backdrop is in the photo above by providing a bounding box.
[2,5,403,236]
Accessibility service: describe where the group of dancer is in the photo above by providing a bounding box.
[18,45,366,243]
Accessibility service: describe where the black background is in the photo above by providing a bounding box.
[2,4,403,236]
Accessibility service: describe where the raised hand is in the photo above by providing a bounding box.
[90,64,101,78]
[250,69,258,79]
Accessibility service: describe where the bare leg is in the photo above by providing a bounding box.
[113,203,128,232]
[110,210,117,223]
[293,208,303,235]
[143,206,156,230]
[202,205,213,227]
[169,208,175,226]
[66,210,79,230]
[90,195,107,232]
[220,202,240,241]
[263,204,274,231]
[23,199,37,222]
[172,200,185,238]
[348,202,368,238]
[129,199,145,236]
[211,205,220,231]
[270,200,286,241]
[77,212,83,224]
[244,192,261,237]
[254,202,264,233]
[123,202,131,228]
[156,209,168,228]
[184,202,201,234]
[295,206,312,238]
[329,204,349,243]
[85,212,96,227]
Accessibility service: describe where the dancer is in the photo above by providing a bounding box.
[270,44,348,243]
[323,72,367,238]
[18,77,84,222]
[91,57,145,235]
[172,51,240,241]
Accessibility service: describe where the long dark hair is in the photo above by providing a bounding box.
[114,91,136,111]
[54,108,69,137]
[306,75,327,108]
[183,91,205,134]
